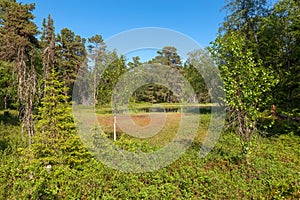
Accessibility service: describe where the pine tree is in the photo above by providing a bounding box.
[148,46,183,103]
[151,46,182,69]
[0,0,38,142]
[88,34,106,104]
[56,28,87,99]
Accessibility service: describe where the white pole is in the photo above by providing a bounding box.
[113,115,117,141]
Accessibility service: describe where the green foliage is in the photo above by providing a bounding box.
[21,69,92,167]
[184,49,220,103]
[209,0,300,157]
[1,120,299,199]
[114,133,159,153]
[132,84,178,103]
[41,14,55,93]
[97,52,127,105]
[0,0,39,139]
[127,48,213,104]
[210,31,277,156]
[150,46,182,69]
[55,28,87,98]
[0,0,38,61]
[0,61,17,109]
[0,0,299,199]
[258,0,300,118]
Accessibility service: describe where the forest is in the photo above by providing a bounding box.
[0,0,299,199]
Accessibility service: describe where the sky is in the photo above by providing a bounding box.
[19,0,277,61]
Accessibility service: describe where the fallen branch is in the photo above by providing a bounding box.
[271,105,300,123]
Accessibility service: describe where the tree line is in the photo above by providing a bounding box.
[0,0,299,157]
[0,0,213,137]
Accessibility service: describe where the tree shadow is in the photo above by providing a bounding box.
[0,110,19,126]
[259,117,300,138]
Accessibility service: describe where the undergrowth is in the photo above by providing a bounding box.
[0,111,299,199]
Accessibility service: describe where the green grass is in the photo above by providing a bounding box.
[97,112,210,147]
[0,110,299,199]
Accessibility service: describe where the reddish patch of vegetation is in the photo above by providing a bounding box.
[98,113,183,131]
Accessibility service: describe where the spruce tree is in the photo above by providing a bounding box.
[41,14,55,95]
[26,68,92,167]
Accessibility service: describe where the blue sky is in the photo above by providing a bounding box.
[21,1,226,46]
[20,0,277,61]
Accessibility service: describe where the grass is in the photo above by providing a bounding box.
[97,112,210,147]
[93,102,212,149]
[0,109,299,199]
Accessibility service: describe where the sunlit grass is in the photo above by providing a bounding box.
[97,112,211,147]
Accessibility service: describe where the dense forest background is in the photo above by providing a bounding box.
[0,0,299,198]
